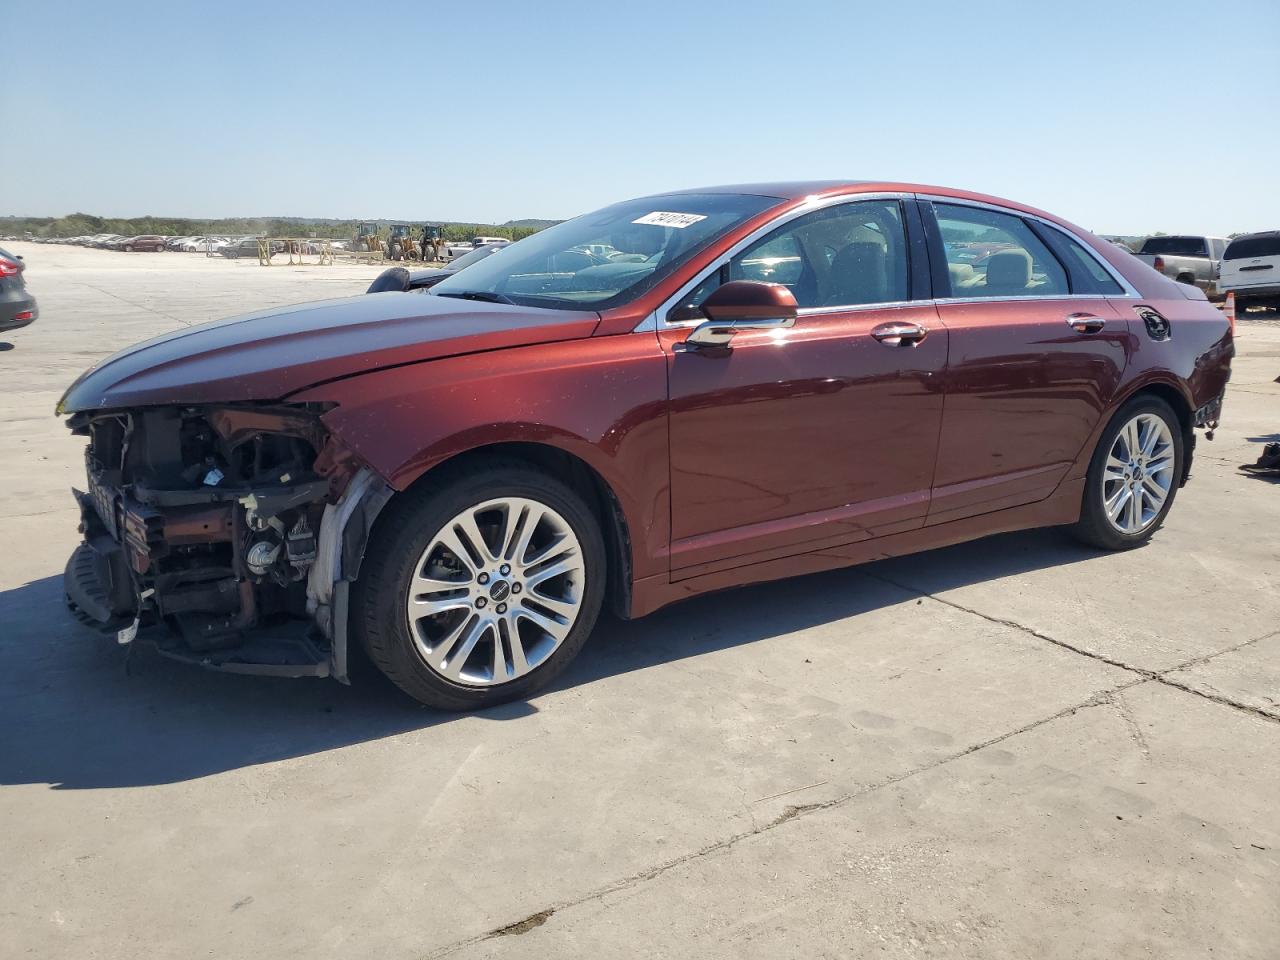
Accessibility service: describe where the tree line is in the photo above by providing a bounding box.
[0,213,551,243]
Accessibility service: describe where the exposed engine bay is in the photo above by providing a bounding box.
[63,403,388,678]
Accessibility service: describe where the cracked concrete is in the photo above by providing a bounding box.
[1,245,1278,959]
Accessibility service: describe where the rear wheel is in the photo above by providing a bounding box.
[1072,396,1183,550]
[354,461,605,710]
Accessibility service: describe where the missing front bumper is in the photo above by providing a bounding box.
[64,540,331,677]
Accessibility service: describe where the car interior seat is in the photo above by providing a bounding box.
[824,241,888,306]
[981,249,1033,295]
[947,262,981,291]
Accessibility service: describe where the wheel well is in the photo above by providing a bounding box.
[407,442,634,619]
[1175,272,1196,284]
[1129,383,1194,484]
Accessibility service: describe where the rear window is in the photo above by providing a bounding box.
[1140,236,1208,257]
[1224,235,1280,260]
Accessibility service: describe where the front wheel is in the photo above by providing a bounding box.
[353,460,606,710]
[1072,395,1184,550]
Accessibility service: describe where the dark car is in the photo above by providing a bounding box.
[58,181,1233,711]
[120,235,167,253]
[0,246,38,332]
[221,238,282,259]
[366,242,509,293]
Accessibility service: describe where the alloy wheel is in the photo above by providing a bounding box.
[405,497,586,686]
[1102,413,1175,534]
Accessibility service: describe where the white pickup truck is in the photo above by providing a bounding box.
[1134,235,1229,297]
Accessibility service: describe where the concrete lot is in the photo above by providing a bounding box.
[1,243,1277,959]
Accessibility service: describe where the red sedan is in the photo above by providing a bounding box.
[60,181,1233,709]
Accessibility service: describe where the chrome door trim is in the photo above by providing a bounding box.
[932,293,1116,306]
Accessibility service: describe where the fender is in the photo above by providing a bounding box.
[289,331,672,583]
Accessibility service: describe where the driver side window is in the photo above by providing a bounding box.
[670,200,909,319]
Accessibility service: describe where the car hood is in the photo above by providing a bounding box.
[58,292,600,412]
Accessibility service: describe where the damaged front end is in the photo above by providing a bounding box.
[63,403,390,680]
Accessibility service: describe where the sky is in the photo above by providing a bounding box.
[4,0,1278,235]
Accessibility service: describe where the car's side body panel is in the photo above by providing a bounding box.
[661,303,947,574]
[290,331,673,582]
[926,297,1131,525]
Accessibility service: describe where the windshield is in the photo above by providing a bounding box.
[1141,236,1208,257]
[430,193,781,310]
[449,244,504,270]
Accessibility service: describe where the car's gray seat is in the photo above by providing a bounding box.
[824,241,888,306]
[982,249,1033,295]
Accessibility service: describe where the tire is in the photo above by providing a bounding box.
[124,245,134,252]
[1071,395,1184,551]
[353,459,606,710]
[1175,273,1195,286]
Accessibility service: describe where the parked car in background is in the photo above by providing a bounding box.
[220,237,282,259]
[121,235,167,252]
[446,236,510,260]
[1219,231,1280,313]
[0,245,38,332]
[59,181,1234,711]
[1134,235,1228,297]
[366,242,509,293]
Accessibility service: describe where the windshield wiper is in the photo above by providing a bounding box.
[434,290,515,305]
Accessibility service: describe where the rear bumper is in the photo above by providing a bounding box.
[1223,281,1280,300]
[0,291,37,330]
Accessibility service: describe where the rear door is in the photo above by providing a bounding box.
[921,200,1132,525]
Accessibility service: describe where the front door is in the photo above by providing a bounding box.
[661,198,948,577]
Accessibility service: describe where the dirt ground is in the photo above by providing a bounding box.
[1,242,1277,959]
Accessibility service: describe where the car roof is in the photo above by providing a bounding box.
[650,180,1072,224]
[1228,230,1280,241]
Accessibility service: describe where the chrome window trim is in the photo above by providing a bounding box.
[639,192,910,332]
[635,191,1141,334]
[797,299,919,317]
[932,293,1114,305]
[916,193,1141,299]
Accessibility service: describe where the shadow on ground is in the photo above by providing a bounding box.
[0,527,1101,790]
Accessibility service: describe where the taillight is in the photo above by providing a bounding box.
[1152,256,1165,273]
[0,256,20,278]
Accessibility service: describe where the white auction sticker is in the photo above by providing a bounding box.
[632,211,707,229]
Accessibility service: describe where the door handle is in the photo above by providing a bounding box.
[1066,313,1106,333]
[870,321,927,347]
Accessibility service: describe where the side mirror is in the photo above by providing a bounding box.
[681,281,798,349]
